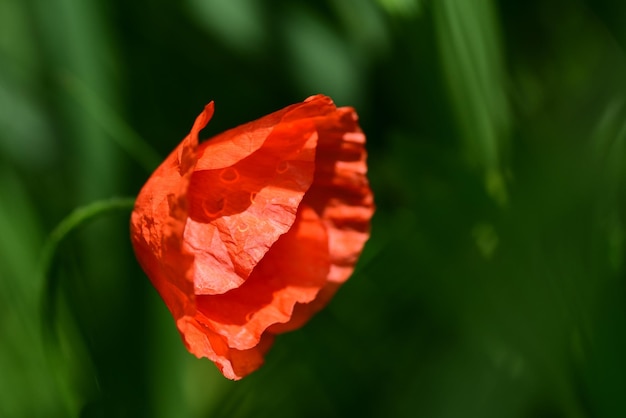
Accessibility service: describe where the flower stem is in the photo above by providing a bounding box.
[40,197,136,377]
[40,196,136,293]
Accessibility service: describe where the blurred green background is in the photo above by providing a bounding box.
[2,0,626,416]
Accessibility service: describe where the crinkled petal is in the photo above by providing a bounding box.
[130,102,214,319]
[183,96,338,295]
[194,204,330,350]
[270,105,374,333]
[178,316,274,380]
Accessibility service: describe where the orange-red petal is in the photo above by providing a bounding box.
[130,102,214,319]
[270,105,374,333]
[194,204,330,350]
[184,96,339,295]
[177,316,274,379]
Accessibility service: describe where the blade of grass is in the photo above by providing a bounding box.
[433,0,510,205]
[62,74,161,173]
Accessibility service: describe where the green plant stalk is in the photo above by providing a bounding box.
[40,196,136,295]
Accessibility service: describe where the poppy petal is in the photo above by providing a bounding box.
[131,102,215,319]
[183,97,339,295]
[178,316,274,380]
[270,106,374,333]
[194,204,330,350]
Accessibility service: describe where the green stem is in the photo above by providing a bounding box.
[40,197,136,373]
[40,196,136,284]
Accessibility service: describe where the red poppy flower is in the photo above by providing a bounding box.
[130,95,374,380]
